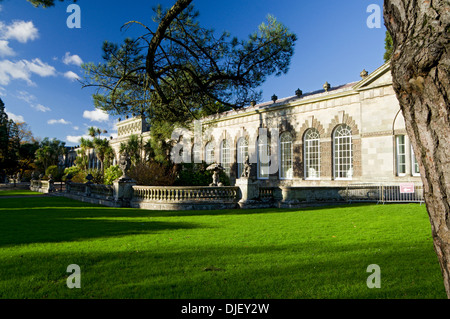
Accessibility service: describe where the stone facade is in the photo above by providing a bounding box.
[108,62,422,188]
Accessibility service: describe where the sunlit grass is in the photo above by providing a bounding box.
[0,196,446,299]
[0,190,43,196]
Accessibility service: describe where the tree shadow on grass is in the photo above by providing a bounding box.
[0,203,200,247]
[0,240,445,299]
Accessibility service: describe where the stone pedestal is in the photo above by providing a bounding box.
[236,177,259,209]
[113,178,137,207]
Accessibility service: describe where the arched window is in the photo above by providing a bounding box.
[205,142,215,164]
[258,136,271,179]
[333,124,353,179]
[237,137,249,177]
[280,132,293,179]
[220,139,231,176]
[304,128,320,179]
[192,143,201,164]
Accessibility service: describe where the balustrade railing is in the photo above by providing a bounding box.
[259,187,275,200]
[133,186,239,202]
[90,184,114,199]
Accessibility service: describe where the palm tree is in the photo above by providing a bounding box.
[92,137,111,173]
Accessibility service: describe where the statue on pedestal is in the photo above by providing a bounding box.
[241,156,252,178]
[118,151,132,181]
[207,163,225,187]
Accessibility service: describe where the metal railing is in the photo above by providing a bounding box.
[346,183,424,204]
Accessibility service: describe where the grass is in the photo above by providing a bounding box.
[0,190,43,197]
[0,195,446,299]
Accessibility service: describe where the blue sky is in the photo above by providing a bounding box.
[0,0,386,146]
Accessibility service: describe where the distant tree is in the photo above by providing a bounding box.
[75,137,93,171]
[383,30,393,62]
[18,141,39,175]
[92,137,112,173]
[0,99,21,178]
[34,138,66,173]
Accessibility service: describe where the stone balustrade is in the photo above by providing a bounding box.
[30,176,422,210]
[133,185,239,202]
[132,185,240,210]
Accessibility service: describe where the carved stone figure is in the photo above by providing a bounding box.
[241,156,252,178]
[207,163,224,187]
[118,151,131,180]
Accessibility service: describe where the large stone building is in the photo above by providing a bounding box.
[109,62,422,188]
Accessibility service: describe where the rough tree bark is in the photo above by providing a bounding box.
[384,0,450,297]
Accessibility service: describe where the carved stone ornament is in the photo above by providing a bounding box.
[241,156,252,178]
[118,151,132,180]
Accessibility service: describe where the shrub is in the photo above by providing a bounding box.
[128,162,177,186]
[45,165,64,181]
[64,166,81,181]
[85,169,104,184]
[104,165,122,185]
[174,162,230,186]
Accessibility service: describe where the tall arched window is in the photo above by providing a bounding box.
[304,128,320,179]
[258,136,270,179]
[280,132,293,179]
[333,124,353,179]
[237,137,249,177]
[205,142,215,164]
[220,139,231,176]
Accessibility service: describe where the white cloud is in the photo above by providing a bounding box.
[66,134,90,144]
[73,126,79,131]
[24,58,56,77]
[16,90,36,104]
[0,58,56,86]
[1,21,39,43]
[15,91,51,112]
[63,52,83,66]
[0,40,14,57]
[64,71,80,81]
[5,109,24,122]
[83,109,109,122]
[48,118,71,125]
[33,104,51,112]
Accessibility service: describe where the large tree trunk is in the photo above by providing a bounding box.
[384,0,450,297]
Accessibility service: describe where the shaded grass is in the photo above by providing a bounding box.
[0,197,446,299]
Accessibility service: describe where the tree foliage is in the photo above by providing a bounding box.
[34,137,66,173]
[0,99,21,178]
[81,1,297,125]
[383,30,393,62]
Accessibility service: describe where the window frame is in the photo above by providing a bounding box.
[303,128,321,180]
[220,139,231,176]
[333,124,353,180]
[205,142,215,165]
[279,132,294,180]
[396,135,406,176]
[257,136,271,180]
[237,137,249,178]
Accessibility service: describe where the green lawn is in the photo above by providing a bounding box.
[0,195,446,299]
[0,189,43,196]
